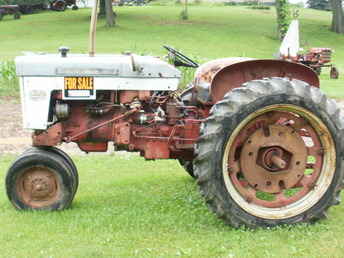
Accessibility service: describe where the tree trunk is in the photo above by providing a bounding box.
[275,0,290,40]
[105,0,115,26]
[99,0,106,17]
[331,0,344,33]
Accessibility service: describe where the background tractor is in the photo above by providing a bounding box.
[50,0,77,11]
[5,1,344,228]
[280,19,339,79]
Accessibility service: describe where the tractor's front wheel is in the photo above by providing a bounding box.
[194,78,344,228]
[6,149,75,211]
[22,147,79,196]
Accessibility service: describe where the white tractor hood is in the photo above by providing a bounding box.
[16,52,182,130]
[15,53,181,79]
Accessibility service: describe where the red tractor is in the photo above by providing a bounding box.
[50,0,78,11]
[280,20,339,79]
[6,3,344,229]
[297,48,339,78]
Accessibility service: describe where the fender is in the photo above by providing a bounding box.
[194,59,319,104]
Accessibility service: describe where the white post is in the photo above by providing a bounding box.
[89,0,99,57]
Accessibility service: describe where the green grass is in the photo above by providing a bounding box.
[0,154,344,257]
[0,6,343,98]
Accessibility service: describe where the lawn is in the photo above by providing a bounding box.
[1,5,344,257]
[0,5,344,97]
[0,154,344,257]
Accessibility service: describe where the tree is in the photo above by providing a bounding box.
[330,0,344,33]
[180,0,188,20]
[275,0,291,40]
[99,0,106,16]
[307,0,330,10]
[99,0,115,26]
[105,0,115,26]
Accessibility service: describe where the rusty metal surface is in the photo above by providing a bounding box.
[283,47,338,78]
[78,142,108,152]
[330,66,339,79]
[240,125,307,193]
[194,57,252,84]
[32,123,62,146]
[16,166,59,208]
[210,60,319,103]
[32,93,203,160]
[227,109,325,208]
[193,58,319,104]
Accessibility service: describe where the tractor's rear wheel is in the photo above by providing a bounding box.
[6,149,75,211]
[194,78,344,228]
[178,159,196,178]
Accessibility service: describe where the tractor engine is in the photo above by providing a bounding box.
[43,89,202,160]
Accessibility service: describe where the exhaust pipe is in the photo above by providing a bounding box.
[89,0,99,57]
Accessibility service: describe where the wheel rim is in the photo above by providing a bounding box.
[16,166,60,208]
[222,104,336,220]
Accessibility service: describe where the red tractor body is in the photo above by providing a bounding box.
[30,58,319,163]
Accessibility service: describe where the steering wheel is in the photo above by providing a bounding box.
[163,45,199,68]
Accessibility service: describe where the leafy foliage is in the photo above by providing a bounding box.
[0,61,16,81]
[0,61,18,97]
[275,0,291,40]
[307,0,331,10]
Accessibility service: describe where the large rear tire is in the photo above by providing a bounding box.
[194,78,344,228]
[178,159,196,178]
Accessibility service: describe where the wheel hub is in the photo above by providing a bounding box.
[16,167,59,208]
[240,125,307,193]
[260,146,287,171]
[30,176,55,200]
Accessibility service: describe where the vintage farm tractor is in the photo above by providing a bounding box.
[0,5,21,20]
[280,19,339,79]
[50,0,78,11]
[297,47,339,78]
[6,1,344,228]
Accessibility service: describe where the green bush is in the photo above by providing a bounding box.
[0,61,16,81]
[250,5,271,9]
[225,1,260,6]
[0,61,18,97]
